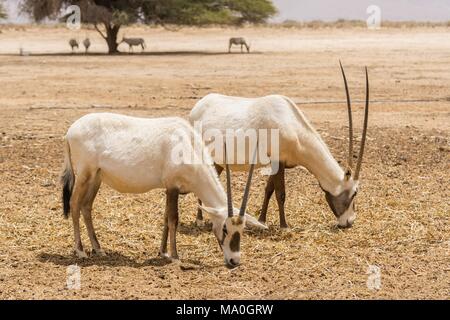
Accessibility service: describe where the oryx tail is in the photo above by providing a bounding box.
[61,138,74,218]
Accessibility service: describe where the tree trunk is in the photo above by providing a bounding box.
[105,24,121,54]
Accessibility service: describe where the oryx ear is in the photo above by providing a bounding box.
[198,205,223,219]
[245,213,268,230]
[344,168,352,181]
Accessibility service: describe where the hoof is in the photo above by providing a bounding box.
[93,248,106,256]
[75,249,88,259]
[195,218,205,228]
[280,225,290,231]
[159,252,170,259]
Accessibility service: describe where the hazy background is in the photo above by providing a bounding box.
[273,0,450,22]
[2,0,450,23]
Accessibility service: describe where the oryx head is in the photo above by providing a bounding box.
[199,143,267,268]
[323,61,369,228]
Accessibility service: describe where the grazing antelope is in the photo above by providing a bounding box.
[61,113,266,267]
[121,37,146,52]
[69,39,79,53]
[83,38,91,54]
[229,37,250,53]
[190,63,369,229]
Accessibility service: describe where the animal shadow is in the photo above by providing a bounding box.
[38,251,172,268]
[38,250,206,269]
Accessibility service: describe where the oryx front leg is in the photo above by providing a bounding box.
[274,162,288,229]
[259,175,275,224]
[160,203,169,258]
[196,199,205,227]
[164,189,180,261]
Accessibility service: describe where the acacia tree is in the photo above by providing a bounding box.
[22,0,277,54]
[0,1,7,20]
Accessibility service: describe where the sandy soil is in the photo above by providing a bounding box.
[0,25,449,299]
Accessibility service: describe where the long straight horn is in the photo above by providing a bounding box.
[354,67,369,181]
[224,143,233,217]
[339,60,354,169]
[239,142,258,217]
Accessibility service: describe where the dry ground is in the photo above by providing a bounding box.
[0,26,449,299]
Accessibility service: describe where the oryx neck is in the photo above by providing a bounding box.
[298,130,344,196]
[192,164,227,210]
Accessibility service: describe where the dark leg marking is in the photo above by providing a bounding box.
[160,205,169,257]
[273,162,288,229]
[70,173,90,257]
[81,173,103,253]
[259,175,275,223]
[166,189,180,260]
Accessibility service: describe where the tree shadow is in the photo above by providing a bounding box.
[1,51,263,58]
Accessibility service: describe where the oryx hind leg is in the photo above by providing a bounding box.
[70,171,91,258]
[80,171,104,256]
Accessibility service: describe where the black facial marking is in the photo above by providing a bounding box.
[323,189,356,217]
[229,232,241,252]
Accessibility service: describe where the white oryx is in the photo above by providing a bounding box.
[69,39,79,53]
[83,37,91,54]
[190,63,369,229]
[61,113,266,267]
[229,37,250,53]
[120,37,146,52]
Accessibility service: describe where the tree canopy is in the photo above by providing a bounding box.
[0,1,7,20]
[22,0,277,53]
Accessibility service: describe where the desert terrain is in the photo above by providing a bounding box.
[0,25,448,299]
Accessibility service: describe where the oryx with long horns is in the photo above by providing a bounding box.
[190,62,369,229]
[60,113,266,267]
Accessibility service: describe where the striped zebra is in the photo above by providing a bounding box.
[121,37,146,53]
[228,37,250,53]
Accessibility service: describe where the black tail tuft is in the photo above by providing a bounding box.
[62,168,73,219]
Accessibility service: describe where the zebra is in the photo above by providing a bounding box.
[69,39,79,53]
[121,37,146,53]
[83,38,91,54]
[228,37,250,53]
